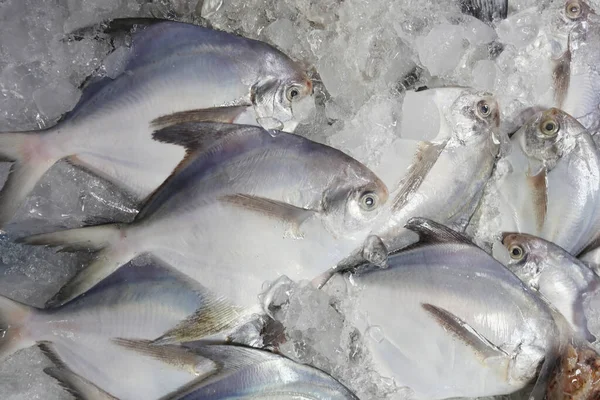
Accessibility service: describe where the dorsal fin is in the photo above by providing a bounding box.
[398,217,474,253]
[137,123,263,220]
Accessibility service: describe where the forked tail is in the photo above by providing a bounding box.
[0,130,61,228]
[20,223,137,306]
[0,295,38,361]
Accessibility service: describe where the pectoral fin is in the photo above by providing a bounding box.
[422,303,509,362]
[392,141,446,211]
[527,168,547,233]
[112,338,218,378]
[553,47,572,108]
[151,106,250,129]
[220,194,317,238]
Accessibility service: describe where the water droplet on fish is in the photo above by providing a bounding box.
[367,325,384,343]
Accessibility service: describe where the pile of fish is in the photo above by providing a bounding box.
[2,0,600,399]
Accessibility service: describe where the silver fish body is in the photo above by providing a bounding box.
[23,123,389,308]
[332,89,502,274]
[44,343,358,400]
[500,232,600,341]
[0,21,313,228]
[338,218,557,399]
[469,108,600,255]
[0,258,242,399]
[162,344,358,400]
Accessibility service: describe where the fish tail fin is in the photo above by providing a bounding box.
[19,224,136,306]
[0,295,38,361]
[0,130,62,228]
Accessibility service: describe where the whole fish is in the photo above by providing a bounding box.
[330,88,501,274]
[0,258,244,399]
[22,123,389,307]
[500,232,600,341]
[44,342,358,400]
[337,218,558,399]
[469,108,600,255]
[0,20,313,228]
[548,0,600,133]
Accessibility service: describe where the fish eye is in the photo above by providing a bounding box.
[359,192,379,211]
[286,86,302,101]
[476,100,492,118]
[566,1,582,19]
[539,118,560,137]
[509,244,525,260]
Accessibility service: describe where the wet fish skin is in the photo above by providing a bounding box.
[0,257,243,363]
[22,123,389,308]
[0,20,313,228]
[350,89,502,268]
[501,232,600,341]
[131,342,359,400]
[340,218,557,399]
[469,108,600,256]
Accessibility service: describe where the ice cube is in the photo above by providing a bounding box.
[416,23,468,77]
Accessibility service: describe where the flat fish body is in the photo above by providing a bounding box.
[338,220,557,399]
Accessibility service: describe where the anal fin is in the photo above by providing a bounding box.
[112,338,218,378]
[220,194,317,238]
[422,303,509,361]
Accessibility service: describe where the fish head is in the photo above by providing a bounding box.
[501,232,549,289]
[321,163,389,235]
[545,0,595,55]
[251,68,314,133]
[447,90,502,153]
[514,108,584,172]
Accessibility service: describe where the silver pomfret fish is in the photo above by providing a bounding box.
[500,232,600,341]
[0,20,313,228]
[339,218,558,399]
[470,108,600,255]
[23,123,389,307]
[329,89,502,274]
[44,343,358,400]
[0,258,243,399]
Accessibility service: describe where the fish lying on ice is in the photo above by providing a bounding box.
[44,341,359,400]
[0,257,245,399]
[335,218,558,399]
[0,20,313,228]
[469,108,600,255]
[499,232,600,341]
[329,88,502,275]
[21,123,388,307]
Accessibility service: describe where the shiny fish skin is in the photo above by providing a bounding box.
[469,108,600,255]
[338,218,557,399]
[0,20,313,228]
[0,259,245,400]
[22,123,389,308]
[129,344,359,400]
[330,89,502,276]
[501,232,600,341]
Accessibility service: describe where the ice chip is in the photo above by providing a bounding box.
[201,0,223,17]
[496,8,540,48]
[472,59,497,90]
[263,19,297,52]
[416,23,467,76]
[33,81,81,121]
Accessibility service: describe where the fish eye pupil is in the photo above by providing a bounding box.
[291,89,299,98]
[360,192,378,211]
[545,122,555,131]
[509,245,524,259]
[476,100,491,117]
